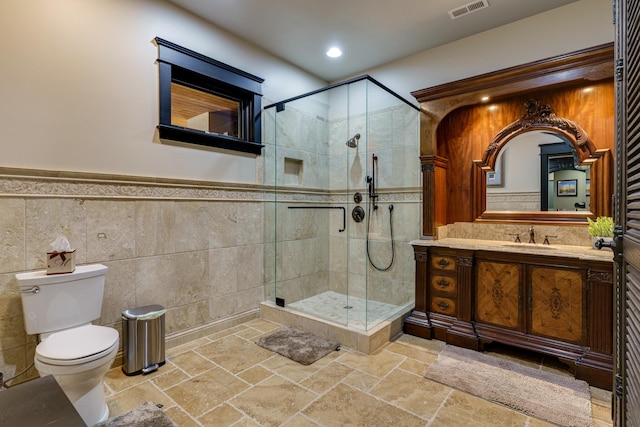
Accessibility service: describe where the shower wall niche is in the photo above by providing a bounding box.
[263,76,420,331]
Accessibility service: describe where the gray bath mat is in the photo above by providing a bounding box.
[93,401,177,427]
[256,327,340,365]
[425,345,592,427]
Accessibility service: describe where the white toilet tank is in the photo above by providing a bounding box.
[16,264,108,335]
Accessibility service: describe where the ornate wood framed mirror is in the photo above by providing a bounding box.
[472,99,612,223]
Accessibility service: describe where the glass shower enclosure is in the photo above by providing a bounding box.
[263,75,420,331]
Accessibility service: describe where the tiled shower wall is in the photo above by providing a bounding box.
[0,172,265,384]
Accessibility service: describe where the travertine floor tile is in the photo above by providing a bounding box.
[303,383,425,427]
[169,350,217,376]
[242,318,281,333]
[260,354,323,383]
[196,334,274,373]
[341,369,380,392]
[166,337,211,358]
[431,390,529,427]
[102,319,610,427]
[104,363,168,393]
[105,381,174,416]
[300,361,354,393]
[386,340,439,364]
[593,402,613,424]
[230,375,317,427]
[165,406,200,427]
[337,348,405,377]
[151,366,190,390]
[198,403,244,426]
[398,357,429,376]
[527,416,557,426]
[371,369,451,418]
[237,365,273,384]
[395,333,446,353]
[164,367,249,417]
[232,417,261,426]
[280,413,321,426]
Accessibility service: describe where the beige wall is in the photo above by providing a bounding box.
[0,0,325,183]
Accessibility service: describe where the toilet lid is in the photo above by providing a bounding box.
[36,325,119,365]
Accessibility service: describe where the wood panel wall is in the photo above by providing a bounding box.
[438,80,615,223]
[412,43,615,238]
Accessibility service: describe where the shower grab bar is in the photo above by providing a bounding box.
[287,206,346,232]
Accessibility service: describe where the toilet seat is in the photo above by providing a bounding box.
[36,325,119,366]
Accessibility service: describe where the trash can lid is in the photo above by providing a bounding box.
[122,304,166,319]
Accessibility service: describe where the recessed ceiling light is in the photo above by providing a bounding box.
[481,96,490,102]
[326,47,342,58]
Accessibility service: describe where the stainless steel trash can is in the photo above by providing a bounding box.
[122,304,166,376]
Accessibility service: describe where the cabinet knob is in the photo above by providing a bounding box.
[436,279,450,288]
[437,301,449,310]
[437,259,450,267]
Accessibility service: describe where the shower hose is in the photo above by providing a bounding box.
[366,202,395,271]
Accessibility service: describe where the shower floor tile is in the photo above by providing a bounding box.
[286,291,405,330]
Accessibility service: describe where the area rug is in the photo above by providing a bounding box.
[256,327,340,365]
[93,401,177,427]
[424,345,593,427]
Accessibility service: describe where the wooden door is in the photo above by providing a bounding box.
[615,0,640,424]
[476,261,521,329]
[529,266,585,343]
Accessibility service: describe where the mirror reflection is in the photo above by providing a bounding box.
[486,131,591,212]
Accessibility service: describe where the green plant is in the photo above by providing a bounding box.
[587,216,614,237]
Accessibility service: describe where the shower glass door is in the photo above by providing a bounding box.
[264,76,419,331]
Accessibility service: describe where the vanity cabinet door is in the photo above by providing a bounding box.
[475,260,521,330]
[528,266,585,344]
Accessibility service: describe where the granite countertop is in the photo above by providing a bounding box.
[410,238,615,262]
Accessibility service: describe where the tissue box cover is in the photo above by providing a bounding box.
[46,250,76,275]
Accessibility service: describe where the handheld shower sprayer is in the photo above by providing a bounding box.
[346,133,360,148]
[364,153,395,271]
[367,154,379,210]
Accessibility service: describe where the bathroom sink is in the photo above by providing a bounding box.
[501,243,558,251]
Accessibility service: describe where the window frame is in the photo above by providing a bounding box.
[155,37,264,155]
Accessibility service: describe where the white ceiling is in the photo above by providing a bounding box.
[167,0,578,82]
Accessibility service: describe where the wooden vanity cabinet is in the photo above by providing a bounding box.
[404,244,614,390]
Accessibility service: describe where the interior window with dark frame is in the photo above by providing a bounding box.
[155,37,264,155]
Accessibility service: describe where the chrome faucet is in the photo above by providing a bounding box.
[528,226,535,244]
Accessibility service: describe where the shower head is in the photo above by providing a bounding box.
[346,133,360,148]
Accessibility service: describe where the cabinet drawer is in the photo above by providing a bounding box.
[431,275,457,294]
[431,297,456,316]
[431,255,456,271]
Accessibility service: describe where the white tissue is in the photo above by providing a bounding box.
[50,236,72,252]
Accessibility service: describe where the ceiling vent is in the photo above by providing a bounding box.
[448,0,490,20]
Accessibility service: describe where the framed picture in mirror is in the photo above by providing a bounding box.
[557,179,577,197]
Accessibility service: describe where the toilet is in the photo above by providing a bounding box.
[16,264,119,425]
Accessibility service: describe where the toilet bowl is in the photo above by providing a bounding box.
[35,324,119,424]
[16,264,119,426]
